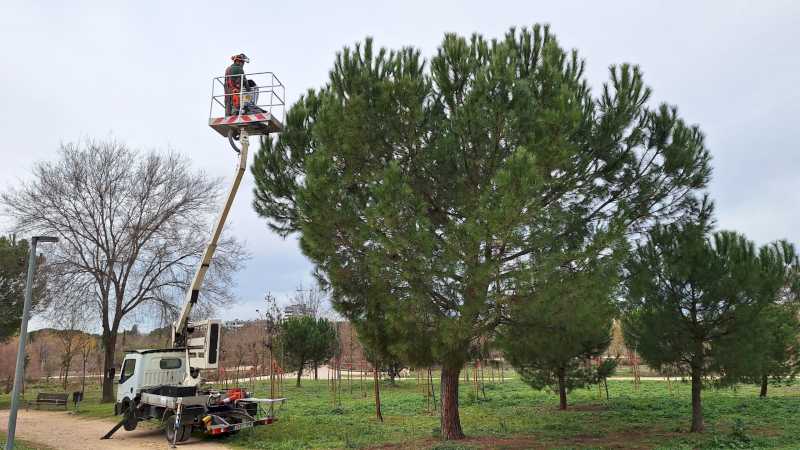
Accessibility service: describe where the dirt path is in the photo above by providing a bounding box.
[0,410,229,450]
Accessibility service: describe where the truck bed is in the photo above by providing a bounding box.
[140,391,208,409]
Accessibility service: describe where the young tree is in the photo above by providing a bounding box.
[622,215,788,432]
[54,330,79,390]
[281,316,336,387]
[715,241,800,397]
[291,283,329,319]
[0,236,45,342]
[500,249,621,410]
[252,26,711,438]
[49,292,92,390]
[726,304,799,397]
[290,284,333,377]
[2,140,247,402]
[76,333,98,394]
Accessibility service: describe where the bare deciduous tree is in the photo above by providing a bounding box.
[2,139,247,402]
[290,283,330,319]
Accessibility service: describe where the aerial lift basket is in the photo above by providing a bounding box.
[208,71,285,137]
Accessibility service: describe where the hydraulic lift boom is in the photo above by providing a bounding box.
[171,131,250,348]
[103,66,286,446]
[169,69,284,369]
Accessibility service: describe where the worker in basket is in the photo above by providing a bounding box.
[225,53,249,116]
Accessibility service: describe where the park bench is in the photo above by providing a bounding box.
[26,392,68,410]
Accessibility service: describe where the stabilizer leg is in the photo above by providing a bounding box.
[100,417,126,440]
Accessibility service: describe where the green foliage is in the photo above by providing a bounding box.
[622,210,794,430]
[623,215,793,377]
[594,358,619,382]
[717,303,799,389]
[0,236,44,342]
[252,24,711,434]
[281,315,336,384]
[715,241,800,391]
[500,240,622,405]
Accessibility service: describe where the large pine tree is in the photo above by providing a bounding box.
[252,25,710,439]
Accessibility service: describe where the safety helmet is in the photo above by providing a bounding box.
[231,53,250,64]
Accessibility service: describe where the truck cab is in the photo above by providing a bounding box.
[116,349,187,409]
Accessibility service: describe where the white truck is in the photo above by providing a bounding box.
[110,344,283,443]
[102,67,287,445]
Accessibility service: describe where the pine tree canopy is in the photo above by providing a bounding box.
[499,242,622,406]
[252,24,712,438]
[622,214,793,376]
[714,240,800,388]
[622,211,795,431]
[281,315,336,383]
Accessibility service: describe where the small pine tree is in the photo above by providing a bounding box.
[500,248,621,410]
[281,316,336,387]
[622,210,788,432]
[715,241,800,396]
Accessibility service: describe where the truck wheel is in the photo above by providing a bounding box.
[163,411,192,443]
[122,400,138,431]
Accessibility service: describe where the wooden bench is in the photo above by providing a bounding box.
[26,392,68,410]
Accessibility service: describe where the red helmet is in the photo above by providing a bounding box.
[231,53,250,63]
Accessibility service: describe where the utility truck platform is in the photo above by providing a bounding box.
[209,71,285,137]
[209,112,284,137]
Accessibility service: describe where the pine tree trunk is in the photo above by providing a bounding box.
[690,362,704,432]
[557,368,568,410]
[440,365,465,440]
[760,374,768,397]
[101,330,117,403]
[296,365,303,387]
[314,364,318,380]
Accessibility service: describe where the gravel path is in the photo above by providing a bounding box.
[0,410,229,450]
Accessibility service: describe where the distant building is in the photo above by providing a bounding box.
[283,303,313,319]
[224,319,245,329]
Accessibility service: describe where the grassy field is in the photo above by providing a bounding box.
[2,374,800,449]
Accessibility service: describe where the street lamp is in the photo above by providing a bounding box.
[5,236,58,450]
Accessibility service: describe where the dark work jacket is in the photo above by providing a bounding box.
[225,63,245,90]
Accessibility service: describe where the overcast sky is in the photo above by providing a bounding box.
[1,1,798,328]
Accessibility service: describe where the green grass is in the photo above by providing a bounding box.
[0,437,53,450]
[221,375,800,449]
[3,375,800,449]
[0,382,115,420]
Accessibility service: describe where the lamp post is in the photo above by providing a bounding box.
[5,236,58,450]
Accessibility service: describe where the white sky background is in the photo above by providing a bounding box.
[1,1,798,328]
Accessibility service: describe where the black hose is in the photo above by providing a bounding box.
[227,130,241,153]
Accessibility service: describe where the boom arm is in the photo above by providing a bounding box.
[172,131,250,347]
